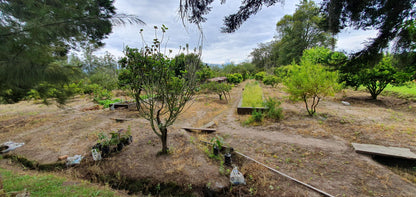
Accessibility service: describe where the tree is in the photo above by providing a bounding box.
[179,0,284,33]
[180,0,416,58]
[250,42,277,69]
[262,75,279,87]
[201,82,232,102]
[274,0,335,65]
[284,55,341,116]
[119,26,198,154]
[321,0,416,59]
[358,55,411,100]
[0,0,143,103]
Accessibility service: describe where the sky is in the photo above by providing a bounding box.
[94,0,378,65]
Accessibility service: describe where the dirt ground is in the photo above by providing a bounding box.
[1,81,416,196]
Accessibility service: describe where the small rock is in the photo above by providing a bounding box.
[58,155,68,160]
[341,101,351,106]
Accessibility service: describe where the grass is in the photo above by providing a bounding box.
[0,168,116,197]
[383,82,416,99]
[358,82,416,100]
[242,81,264,107]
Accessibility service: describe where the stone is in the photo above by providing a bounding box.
[352,143,416,160]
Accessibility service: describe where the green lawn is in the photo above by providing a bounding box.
[383,83,416,98]
[0,168,116,197]
[241,81,264,107]
[358,82,416,100]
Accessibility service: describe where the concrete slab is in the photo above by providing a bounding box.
[352,143,416,160]
[182,127,216,134]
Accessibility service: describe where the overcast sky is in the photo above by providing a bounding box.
[95,0,378,65]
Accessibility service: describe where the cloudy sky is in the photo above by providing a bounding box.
[95,0,378,65]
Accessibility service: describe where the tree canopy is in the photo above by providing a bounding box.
[180,0,416,57]
[321,0,416,58]
[274,0,335,65]
[0,0,143,103]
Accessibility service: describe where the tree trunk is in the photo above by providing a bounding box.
[160,127,168,154]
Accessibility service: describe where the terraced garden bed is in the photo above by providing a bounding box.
[237,81,267,114]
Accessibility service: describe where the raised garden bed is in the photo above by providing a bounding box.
[237,81,268,114]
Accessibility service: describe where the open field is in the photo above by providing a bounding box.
[1,81,416,196]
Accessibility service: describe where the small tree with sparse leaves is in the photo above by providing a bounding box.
[119,26,198,154]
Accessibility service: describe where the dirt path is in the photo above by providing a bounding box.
[202,81,348,153]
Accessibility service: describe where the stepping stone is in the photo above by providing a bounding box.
[352,143,416,160]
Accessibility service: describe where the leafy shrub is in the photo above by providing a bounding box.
[196,66,214,83]
[252,110,264,122]
[254,71,267,81]
[284,61,341,116]
[262,75,279,87]
[97,98,122,108]
[93,87,113,102]
[226,73,243,84]
[244,109,264,125]
[264,97,283,121]
[358,55,411,99]
[201,82,232,101]
[26,82,82,105]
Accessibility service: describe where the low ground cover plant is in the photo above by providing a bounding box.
[0,168,116,196]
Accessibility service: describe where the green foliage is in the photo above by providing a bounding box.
[242,81,264,107]
[322,0,415,57]
[226,73,243,84]
[358,55,407,99]
[284,60,341,116]
[26,82,82,106]
[0,168,116,196]
[0,0,117,104]
[201,82,232,101]
[210,135,224,150]
[263,97,284,121]
[196,66,214,83]
[97,98,122,108]
[262,75,279,87]
[274,0,334,65]
[252,110,264,122]
[274,64,298,81]
[254,71,267,81]
[244,110,264,125]
[93,87,113,103]
[119,26,198,154]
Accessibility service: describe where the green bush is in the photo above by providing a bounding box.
[26,82,82,105]
[226,73,243,84]
[201,82,232,101]
[196,66,214,83]
[254,71,267,81]
[252,110,264,122]
[284,61,341,116]
[264,97,283,121]
[262,75,279,87]
[97,98,122,108]
[93,87,113,102]
[244,109,264,125]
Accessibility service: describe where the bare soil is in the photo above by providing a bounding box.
[1,81,416,196]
